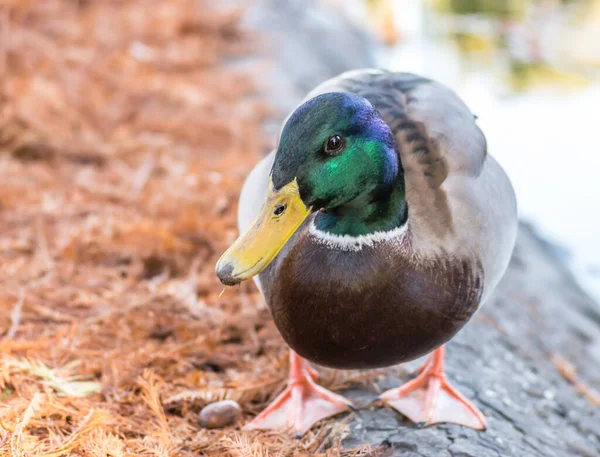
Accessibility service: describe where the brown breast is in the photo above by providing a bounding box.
[260,227,483,369]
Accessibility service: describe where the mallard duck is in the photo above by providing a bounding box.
[216,69,517,435]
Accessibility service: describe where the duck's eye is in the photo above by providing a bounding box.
[325,134,344,154]
[273,204,286,217]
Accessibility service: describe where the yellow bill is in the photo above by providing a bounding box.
[215,178,311,286]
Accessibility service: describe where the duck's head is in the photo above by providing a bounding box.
[216,92,399,286]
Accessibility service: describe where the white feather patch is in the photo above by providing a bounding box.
[309,221,408,252]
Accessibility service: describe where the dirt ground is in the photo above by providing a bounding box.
[0,1,380,455]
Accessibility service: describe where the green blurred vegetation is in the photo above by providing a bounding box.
[432,0,588,18]
[425,0,599,91]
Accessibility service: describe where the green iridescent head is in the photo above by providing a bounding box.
[216,92,407,285]
[272,92,400,212]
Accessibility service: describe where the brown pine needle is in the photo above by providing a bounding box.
[6,288,25,339]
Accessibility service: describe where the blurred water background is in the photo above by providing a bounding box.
[332,0,600,302]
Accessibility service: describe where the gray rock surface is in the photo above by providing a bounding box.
[240,0,377,115]
[243,2,600,455]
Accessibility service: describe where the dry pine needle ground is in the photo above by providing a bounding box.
[0,1,382,456]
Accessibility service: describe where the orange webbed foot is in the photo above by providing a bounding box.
[246,351,353,436]
[380,346,486,430]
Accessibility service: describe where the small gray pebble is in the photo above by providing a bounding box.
[198,400,242,429]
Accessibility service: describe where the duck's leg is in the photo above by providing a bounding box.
[246,350,353,435]
[380,346,486,430]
